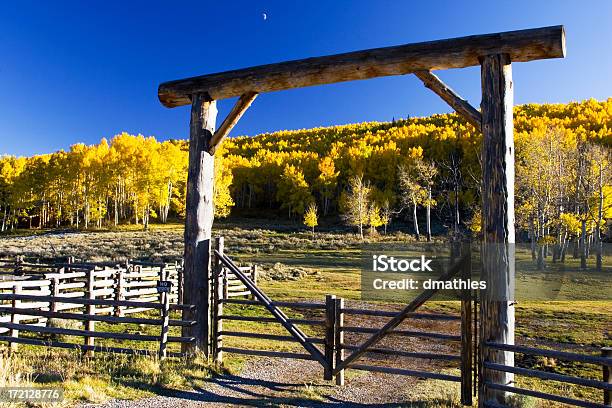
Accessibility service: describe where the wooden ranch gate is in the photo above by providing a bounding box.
[154,26,610,407]
[212,237,476,404]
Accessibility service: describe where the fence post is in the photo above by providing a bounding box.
[222,264,229,301]
[115,268,124,317]
[461,292,473,405]
[603,347,611,406]
[15,256,24,276]
[9,282,22,352]
[47,275,60,328]
[212,237,224,364]
[159,266,166,303]
[84,269,95,357]
[177,259,184,305]
[335,297,345,386]
[324,294,336,381]
[251,265,258,300]
[50,276,59,312]
[461,248,474,406]
[159,284,170,360]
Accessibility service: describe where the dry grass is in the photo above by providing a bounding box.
[0,346,213,407]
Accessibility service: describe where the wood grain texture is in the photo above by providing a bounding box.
[182,94,217,355]
[414,70,482,130]
[209,92,257,154]
[159,26,565,107]
[479,53,516,406]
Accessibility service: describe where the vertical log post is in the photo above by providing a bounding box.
[182,93,217,356]
[50,276,59,312]
[9,282,21,352]
[479,53,516,406]
[158,266,166,303]
[251,265,258,300]
[178,259,184,305]
[15,256,24,276]
[67,256,74,273]
[115,268,124,317]
[335,297,345,386]
[324,294,337,381]
[461,248,473,406]
[603,347,611,406]
[159,273,170,361]
[84,269,95,357]
[212,237,224,364]
[222,267,229,300]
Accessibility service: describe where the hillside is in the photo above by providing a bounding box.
[1,98,611,242]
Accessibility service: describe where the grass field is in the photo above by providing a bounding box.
[0,222,610,407]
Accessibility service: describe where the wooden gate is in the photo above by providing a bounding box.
[211,236,476,405]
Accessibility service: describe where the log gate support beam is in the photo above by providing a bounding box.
[414,71,482,131]
[479,53,516,406]
[182,94,216,356]
[209,92,258,155]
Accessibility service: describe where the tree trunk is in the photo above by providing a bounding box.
[426,188,432,242]
[182,94,217,356]
[479,53,515,406]
[561,230,568,263]
[1,206,7,232]
[580,219,587,269]
[454,182,460,235]
[84,201,89,229]
[530,222,537,261]
[413,201,420,240]
[596,165,604,271]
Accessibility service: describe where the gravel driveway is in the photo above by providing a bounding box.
[76,302,461,407]
[75,354,449,407]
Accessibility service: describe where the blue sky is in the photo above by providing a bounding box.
[1,1,611,156]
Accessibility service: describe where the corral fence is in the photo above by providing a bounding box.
[0,257,196,358]
[483,342,612,408]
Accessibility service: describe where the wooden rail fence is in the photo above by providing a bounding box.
[0,292,197,358]
[0,257,196,358]
[483,342,612,408]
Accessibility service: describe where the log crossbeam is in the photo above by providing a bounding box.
[415,71,482,131]
[209,92,258,155]
[159,26,565,107]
